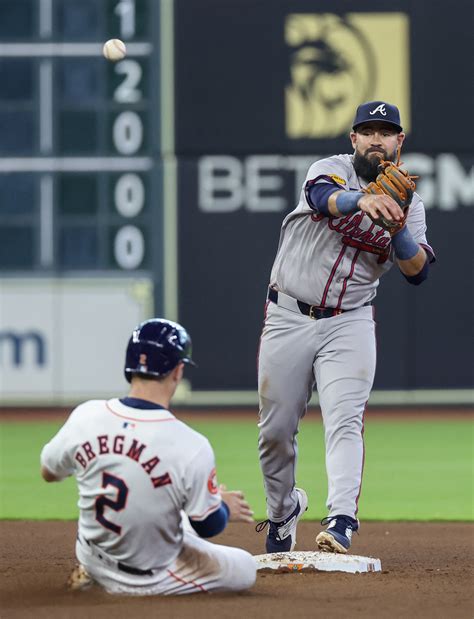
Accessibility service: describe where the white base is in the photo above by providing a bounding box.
[255,551,382,574]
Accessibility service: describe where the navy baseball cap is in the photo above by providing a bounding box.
[352,101,403,133]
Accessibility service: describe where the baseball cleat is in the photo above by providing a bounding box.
[316,515,359,554]
[67,563,94,591]
[255,488,308,553]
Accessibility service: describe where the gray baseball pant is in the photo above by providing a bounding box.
[258,300,376,521]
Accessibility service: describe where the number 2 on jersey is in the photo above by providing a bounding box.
[95,472,129,534]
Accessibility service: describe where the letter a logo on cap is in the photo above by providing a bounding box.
[369,104,387,116]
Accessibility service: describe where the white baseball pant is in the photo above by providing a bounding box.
[75,529,256,595]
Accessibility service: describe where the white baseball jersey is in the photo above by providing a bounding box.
[270,154,434,309]
[41,398,222,571]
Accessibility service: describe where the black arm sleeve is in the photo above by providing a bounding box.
[304,181,341,215]
[189,502,230,538]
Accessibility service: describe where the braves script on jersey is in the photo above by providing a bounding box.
[270,154,433,308]
[41,399,221,570]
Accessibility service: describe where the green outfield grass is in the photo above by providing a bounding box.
[0,417,472,521]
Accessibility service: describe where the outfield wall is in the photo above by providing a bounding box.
[0,278,152,404]
[0,1,472,406]
[174,1,473,399]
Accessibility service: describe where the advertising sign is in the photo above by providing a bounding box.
[0,278,153,404]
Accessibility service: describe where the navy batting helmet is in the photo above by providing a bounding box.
[124,318,196,383]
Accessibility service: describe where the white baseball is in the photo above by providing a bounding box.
[103,39,127,62]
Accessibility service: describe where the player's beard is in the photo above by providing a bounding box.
[353,147,397,182]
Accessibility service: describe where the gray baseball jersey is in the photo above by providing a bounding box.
[270,154,433,309]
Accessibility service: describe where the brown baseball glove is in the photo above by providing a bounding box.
[363,150,417,235]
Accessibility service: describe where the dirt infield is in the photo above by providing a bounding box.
[1,405,472,423]
[1,521,472,619]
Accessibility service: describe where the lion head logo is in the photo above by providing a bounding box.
[285,14,375,138]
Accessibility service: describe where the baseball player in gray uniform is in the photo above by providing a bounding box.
[256,101,435,554]
[41,319,256,595]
